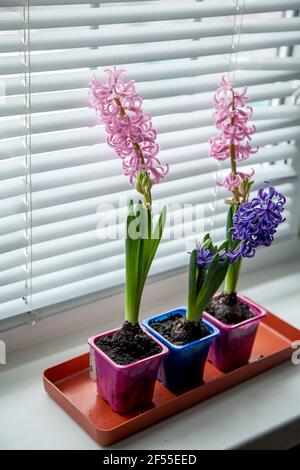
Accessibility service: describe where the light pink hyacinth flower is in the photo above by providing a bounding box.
[217,169,255,192]
[210,76,258,191]
[89,66,168,186]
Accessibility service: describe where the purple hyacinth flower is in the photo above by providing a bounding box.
[229,183,286,261]
[196,245,216,269]
[196,243,230,270]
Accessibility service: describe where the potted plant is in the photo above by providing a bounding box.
[87,66,169,413]
[203,76,286,371]
[143,235,229,392]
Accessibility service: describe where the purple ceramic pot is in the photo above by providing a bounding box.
[203,294,267,371]
[88,327,168,413]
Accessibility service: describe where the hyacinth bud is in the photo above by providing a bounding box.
[238,178,254,202]
[135,170,153,207]
[135,170,152,194]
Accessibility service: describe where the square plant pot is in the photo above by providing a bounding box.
[143,308,220,392]
[203,294,267,371]
[88,327,168,414]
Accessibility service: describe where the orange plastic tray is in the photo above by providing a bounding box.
[43,311,299,446]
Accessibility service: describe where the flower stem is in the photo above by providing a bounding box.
[224,204,241,294]
[115,98,152,208]
[224,89,243,293]
[114,98,126,117]
[229,89,241,205]
[125,293,141,325]
[230,143,237,175]
[224,256,242,294]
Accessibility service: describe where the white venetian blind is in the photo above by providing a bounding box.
[0,0,299,325]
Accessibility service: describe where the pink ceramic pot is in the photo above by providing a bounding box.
[203,294,267,371]
[88,327,168,414]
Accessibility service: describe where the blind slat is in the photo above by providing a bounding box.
[3,101,300,140]
[1,0,299,30]
[1,132,297,184]
[3,18,300,53]
[1,0,149,5]
[4,57,300,97]
[1,115,300,161]
[0,81,297,119]
[2,32,300,75]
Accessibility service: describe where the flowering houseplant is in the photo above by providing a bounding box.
[203,76,286,370]
[143,235,230,391]
[87,66,169,413]
[187,236,230,324]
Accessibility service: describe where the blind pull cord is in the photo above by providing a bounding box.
[210,0,245,238]
[21,2,36,327]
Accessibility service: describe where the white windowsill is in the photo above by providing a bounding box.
[1,256,300,450]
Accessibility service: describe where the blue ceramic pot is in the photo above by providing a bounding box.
[143,308,220,392]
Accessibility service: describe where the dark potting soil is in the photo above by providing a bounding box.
[150,314,210,346]
[95,322,162,365]
[206,292,254,325]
